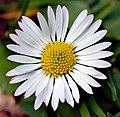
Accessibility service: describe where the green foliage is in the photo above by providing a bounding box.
[58,103,80,117]
[103,0,120,40]
[80,101,91,117]
[0,43,18,93]
[112,72,120,107]
[107,70,117,101]
[87,96,106,117]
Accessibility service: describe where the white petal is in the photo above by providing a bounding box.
[10,77,27,84]
[70,9,87,31]
[44,77,54,106]
[18,21,37,40]
[65,74,80,103]
[57,76,65,103]
[7,55,40,63]
[7,44,41,57]
[65,10,87,42]
[15,29,43,51]
[22,16,47,46]
[6,69,19,76]
[51,78,59,111]
[80,66,107,79]
[10,73,32,84]
[24,81,38,98]
[47,6,56,42]
[92,71,107,79]
[35,75,49,96]
[9,34,28,47]
[14,70,41,96]
[60,6,69,41]
[66,15,94,43]
[22,16,45,43]
[76,42,111,55]
[18,21,45,47]
[74,64,107,79]
[15,64,41,73]
[14,80,32,96]
[75,30,107,51]
[74,70,101,87]
[24,73,45,98]
[7,68,41,77]
[37,12,51,42]
[78,60,111,68]
[73,19,102,45]
[74,64,98,75]
[7,64,41,78]
[61,75,74,107]
[77,51,113,60]
[34,91,44,110]
[70,72,93,94]
[56,5,63,41]
[9,34,42,52]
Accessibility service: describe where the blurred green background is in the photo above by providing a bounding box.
[0,0,120,117]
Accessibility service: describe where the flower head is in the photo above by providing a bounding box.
[6,5,113,111]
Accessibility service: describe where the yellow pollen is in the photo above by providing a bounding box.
[41,42,76,78]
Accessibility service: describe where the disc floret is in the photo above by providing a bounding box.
[41,42,76,78]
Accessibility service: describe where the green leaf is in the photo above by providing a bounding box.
[80,101,91,117]
[103,0,120,40]
[114,112,120,117]
[107,112,114,117]
[112,72,120,107]
[107,70,117,101]
[111,42,120,59]
[90,0,114,19]
[87,96,106,117]
[113,73,120,93]
[0,43,18,93]
[58,103,80,117]
[21,0,30,16]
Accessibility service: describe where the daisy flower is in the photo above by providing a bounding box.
[6,5,113,111]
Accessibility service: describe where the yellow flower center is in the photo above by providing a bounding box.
[41,42,76,78]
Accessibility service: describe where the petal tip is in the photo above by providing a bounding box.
[6,70,13,76]
[6,44,10,49]
[82,9,88,14]
[14,91,19,96]
[9,34,13,38]
[89,90,93,95]
[9,80,14,84]
[34,106,39,110]
[53,107,57,111]
[24,94,29,99]
[103,29,108,34]
[98,19,102,23]
[48,5,52,9]
[6,72,9,77]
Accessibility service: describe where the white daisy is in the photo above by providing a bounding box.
[6,5,113,111]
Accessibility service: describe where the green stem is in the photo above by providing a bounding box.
[107,69,117,101]
[20,0,30,17]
